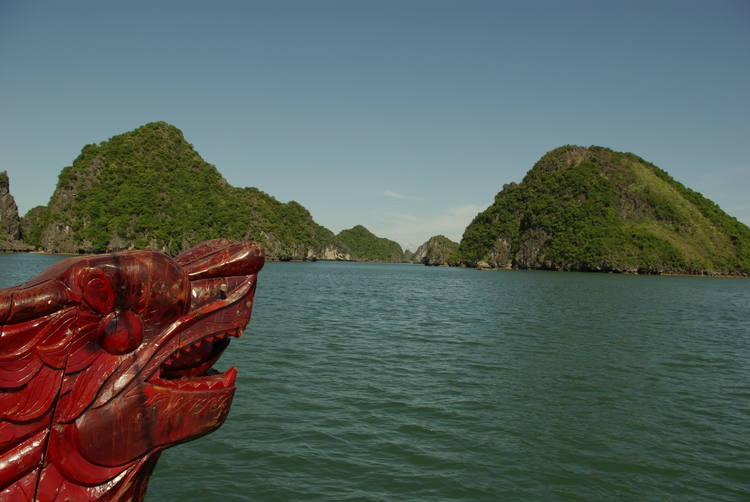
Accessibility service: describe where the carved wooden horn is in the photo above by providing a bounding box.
[0,279,72,326]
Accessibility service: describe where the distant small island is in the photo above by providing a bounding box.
[2,123,748,276]
[412,235,459,266]
[337,225,404,262]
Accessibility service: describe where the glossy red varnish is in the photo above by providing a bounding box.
[0,239,263,501]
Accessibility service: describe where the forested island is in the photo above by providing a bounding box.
[1,123,748,275]
[5,122,400,262]
[412,235,459,266]
[454,146,750,275]
[336,225,405,263]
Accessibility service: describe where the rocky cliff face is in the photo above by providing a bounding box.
[457,146,750,275]
[315,244,352,261]
[0,172,21,239]
[412,235,458,266]
[0,172,32,251]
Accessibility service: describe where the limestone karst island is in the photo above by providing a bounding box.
[2,122,748,276]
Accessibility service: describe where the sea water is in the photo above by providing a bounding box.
[2,256,748,501]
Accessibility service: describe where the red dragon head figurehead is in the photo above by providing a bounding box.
[0,239,264,501]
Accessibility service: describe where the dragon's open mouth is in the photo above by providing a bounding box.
[121,239,263,399]
[149,331,239,391]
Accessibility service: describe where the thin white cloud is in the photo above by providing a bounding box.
[373,203,485,251]
[447,204,485,218]
[381,190,424,202]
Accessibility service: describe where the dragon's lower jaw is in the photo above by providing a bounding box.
[72,373,238,470]
[148,331,239,391]
[74,332,245,470]
[71,324,246,471]
[150,364,238,391]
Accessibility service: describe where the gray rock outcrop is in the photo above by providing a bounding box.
[0,172,32,251]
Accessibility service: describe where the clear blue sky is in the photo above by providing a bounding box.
[1,0,748,251]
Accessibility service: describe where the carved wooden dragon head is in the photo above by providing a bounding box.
[0,239,264,501]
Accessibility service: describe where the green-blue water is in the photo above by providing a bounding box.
[2,255,749,501]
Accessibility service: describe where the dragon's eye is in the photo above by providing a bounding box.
[98,310,143,355]
[80,269,115,315]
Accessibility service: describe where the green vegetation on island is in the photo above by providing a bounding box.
[7,129,749,276]
[22,122,349,259]
[412,235,459,266]
[18,205,48,248]
[336,225,404,262]
[456,146,750,275]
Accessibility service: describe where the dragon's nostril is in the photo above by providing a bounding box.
[98,310,143,355]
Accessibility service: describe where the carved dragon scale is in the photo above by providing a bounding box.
[0,239,264,501]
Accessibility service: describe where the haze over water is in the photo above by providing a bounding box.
[1,255,748,501]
